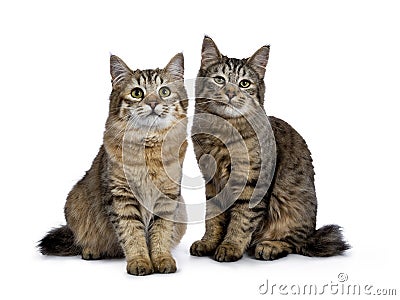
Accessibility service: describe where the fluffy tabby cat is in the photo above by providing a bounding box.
[190,36,349,262]
[39,53,188,275]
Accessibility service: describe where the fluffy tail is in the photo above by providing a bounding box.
[38,225,81,256]
[300,225,350,257]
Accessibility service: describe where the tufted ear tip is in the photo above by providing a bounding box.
[164,52,184,80]
[201,36,222,69]
[247,45,270,79]
[203,35,214,44]
[110,55,132,86]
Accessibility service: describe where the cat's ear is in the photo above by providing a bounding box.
[201,36,222,69]
[110,55,132,86]
[164,53,184,81]
[247,45,270,79]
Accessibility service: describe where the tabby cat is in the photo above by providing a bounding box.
[190,36,349,262]
[39,53,188,276]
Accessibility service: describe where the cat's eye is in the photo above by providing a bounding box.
[131,88,144,99]
[159,87,171,97]
[239,79,251,88]
[214,76,225,85]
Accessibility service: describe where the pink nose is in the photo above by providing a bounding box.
[225,90,236,100]
[148,102,158,110]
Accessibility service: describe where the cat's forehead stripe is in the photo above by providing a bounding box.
[136,69,165,86]
[237,64,244,76]
[219,58,247,78]
[139,73,146,85]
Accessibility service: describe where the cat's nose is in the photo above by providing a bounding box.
[147,102,158,110]
[225,90,236,100]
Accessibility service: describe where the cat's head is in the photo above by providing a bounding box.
[196,36,269,118]
[108,53,187,130]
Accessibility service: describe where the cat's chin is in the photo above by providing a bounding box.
[129,114,175,130]
[210,103,250,119]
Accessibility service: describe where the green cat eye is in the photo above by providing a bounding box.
[239,79,251,88]
[159,87,171,97]
[131,87,144,99]
[214,76,225,84]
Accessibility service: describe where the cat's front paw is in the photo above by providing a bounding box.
[214,243,243,262]
[190,240,217,256]
[152,255,177,274]
[126,257,154,276]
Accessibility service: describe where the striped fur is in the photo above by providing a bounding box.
[190,37,349,262]
[39,53,188,275]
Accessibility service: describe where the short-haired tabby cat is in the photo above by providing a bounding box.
[39,53,188,275]
[190,36,349,262]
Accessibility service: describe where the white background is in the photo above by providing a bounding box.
[1,0,399,299]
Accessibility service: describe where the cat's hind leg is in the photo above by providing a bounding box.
[251,192,315,261]
[81,247,102,260]
[254,240,293,260]
[65,186,122,261]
